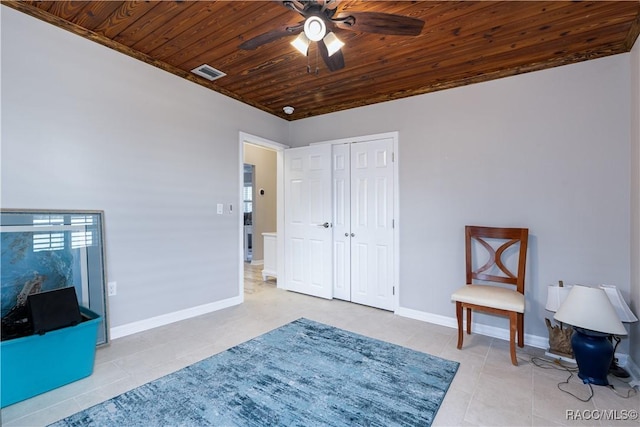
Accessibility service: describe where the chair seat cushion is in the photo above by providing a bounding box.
[451,285,525,313]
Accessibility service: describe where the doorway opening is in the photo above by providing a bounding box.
[238,133,288,298]
[243,145,277,267]
[243,164,255,263]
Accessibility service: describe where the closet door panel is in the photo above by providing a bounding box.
[332,144,351,301]
[350,139,394,310]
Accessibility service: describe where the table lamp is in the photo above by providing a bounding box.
[599,284,638,378]
[553,285,626,386]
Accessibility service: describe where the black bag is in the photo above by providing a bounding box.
[27,287,83,335]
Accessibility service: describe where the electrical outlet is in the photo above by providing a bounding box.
[108,281,117,296]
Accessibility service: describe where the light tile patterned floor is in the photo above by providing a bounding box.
[2,264,638,426]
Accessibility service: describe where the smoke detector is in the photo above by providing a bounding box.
[283,106,295,115]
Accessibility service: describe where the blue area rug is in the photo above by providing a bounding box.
[50,318,459,426]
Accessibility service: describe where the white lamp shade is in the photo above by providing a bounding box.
[599,284,638,322]
[323,32,344,57]
[545,284,572,312]
[291,32,310,56]
[554,285,627,335]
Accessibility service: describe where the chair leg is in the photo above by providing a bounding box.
[466,308,472,334]
[509,311,518,366]
[456,302,463,349]
[517,312,524,348]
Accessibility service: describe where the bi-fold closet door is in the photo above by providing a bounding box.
[332,138,395,311]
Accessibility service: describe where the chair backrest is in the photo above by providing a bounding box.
[465,226,529,294]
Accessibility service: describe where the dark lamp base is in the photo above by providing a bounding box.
[572,328,613,386]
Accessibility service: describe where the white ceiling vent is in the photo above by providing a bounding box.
[191,64,226,81]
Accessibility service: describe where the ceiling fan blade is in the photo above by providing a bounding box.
[239,23,304,50]
[318,39,345,72]
[322,0,339,11]
[282,0,306,15]
[334,12,424,36]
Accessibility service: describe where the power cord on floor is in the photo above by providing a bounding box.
[530,355,577,375]
[531,356,594,402]
[607,382,638,399]
[557,368,595,402]
[529,356,639,403]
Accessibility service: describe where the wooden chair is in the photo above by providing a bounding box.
[451,226,529,365]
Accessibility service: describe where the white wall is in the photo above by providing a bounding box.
[630,39,640,369]
[289,54,632,348]
[2,5,636,355]
[0,7,288,331]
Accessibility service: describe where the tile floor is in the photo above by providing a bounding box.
[2,264,638,426]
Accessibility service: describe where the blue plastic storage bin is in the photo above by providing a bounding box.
[1,306,101,408]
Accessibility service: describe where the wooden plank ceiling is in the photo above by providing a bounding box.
[4,1,640,120]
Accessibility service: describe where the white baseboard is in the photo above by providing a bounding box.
[250,259,263,266]
[396,306,458,329]
[108,298,636,380]
[622,356,640,388]
[395,306,638,372]
[110,295,243,340]
[396,306,562,350]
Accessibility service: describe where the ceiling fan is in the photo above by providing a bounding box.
[238,0,425,72]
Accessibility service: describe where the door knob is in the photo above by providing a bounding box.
[317,222,331,228]
[345,233,349,237]
[351,233,355,237]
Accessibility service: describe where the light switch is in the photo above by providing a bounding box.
[217,203,223,215]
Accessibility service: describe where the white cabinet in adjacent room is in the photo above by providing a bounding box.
[262,232,277,281]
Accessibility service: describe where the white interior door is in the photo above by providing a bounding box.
[284,145,333,299]
[333,138,395,310]
[332,144,351,301]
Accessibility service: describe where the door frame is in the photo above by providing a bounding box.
[238,132,289,298]
[311,131,400,310]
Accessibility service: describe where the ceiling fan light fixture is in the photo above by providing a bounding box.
[304,16,326,42]
[291,32,310,55]
[323,32,344,57]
